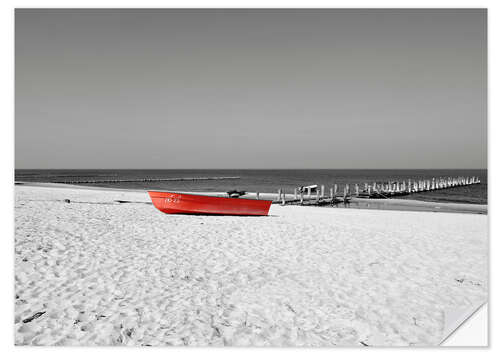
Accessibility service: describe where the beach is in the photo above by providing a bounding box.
[14,184,488,346]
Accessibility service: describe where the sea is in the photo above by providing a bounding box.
[15,169,487,205]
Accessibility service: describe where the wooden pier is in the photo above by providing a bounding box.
[269,176,481,205]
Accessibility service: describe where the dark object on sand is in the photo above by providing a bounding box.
[64,199,71,203]
[115,200,152,205]
[22,311,46,323]
[226,190,246,198]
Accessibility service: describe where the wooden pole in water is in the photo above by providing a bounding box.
[330,187,333,199]
[307,187,311,199]
[355,184,359,196]
[294,188,298,200]
[316,188,320,202]
[278,189,281,201]
[334,184,338,197]
[321,185,325,198]
[282,189,286,205]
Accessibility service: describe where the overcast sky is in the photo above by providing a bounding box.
[15,9,486,169]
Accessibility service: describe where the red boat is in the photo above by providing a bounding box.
[148,191,272,216]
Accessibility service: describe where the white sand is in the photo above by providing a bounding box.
[14,185,487,346]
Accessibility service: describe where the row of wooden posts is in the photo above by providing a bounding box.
[270,176,481,205]
[53,176,241,184]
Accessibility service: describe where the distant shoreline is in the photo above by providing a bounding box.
[14,169,488,206]
[15,181,487,215]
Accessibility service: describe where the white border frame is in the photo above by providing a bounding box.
[2,1,496,356]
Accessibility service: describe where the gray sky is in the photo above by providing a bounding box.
[15,9,486,169]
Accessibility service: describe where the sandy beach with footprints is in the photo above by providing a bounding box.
[14,184,487,346]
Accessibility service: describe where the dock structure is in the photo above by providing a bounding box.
[273,176,481,205]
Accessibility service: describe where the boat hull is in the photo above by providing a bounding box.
[148,191,272,216]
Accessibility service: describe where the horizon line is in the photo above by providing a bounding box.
[14,168,488,171]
